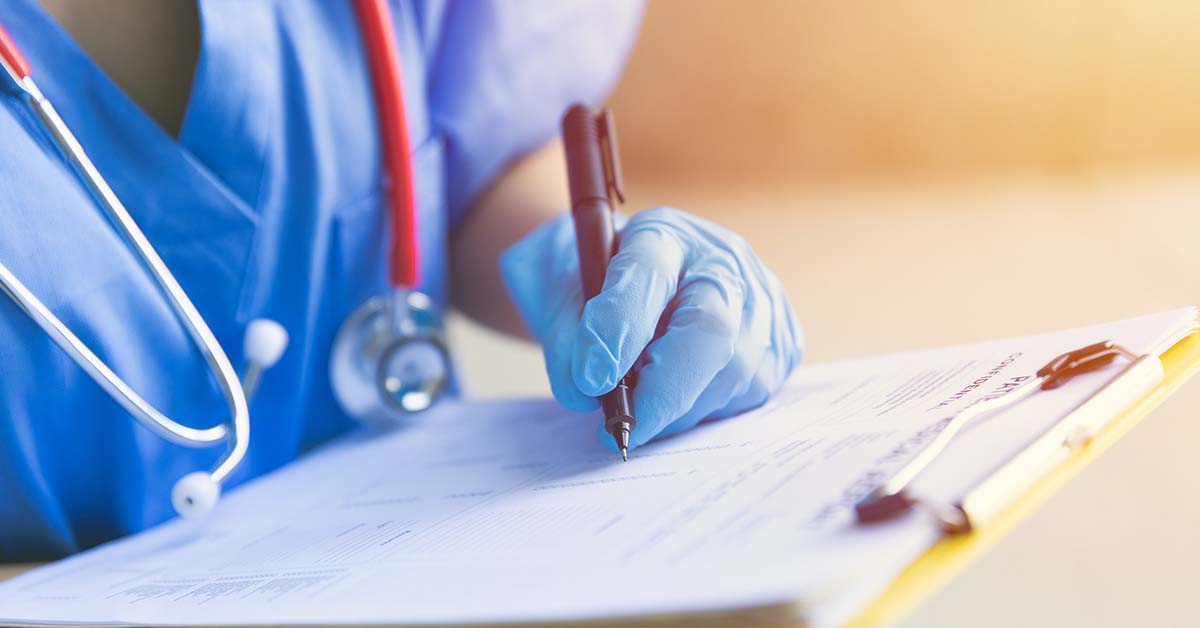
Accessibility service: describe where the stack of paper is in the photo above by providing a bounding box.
[1,308,1195,627]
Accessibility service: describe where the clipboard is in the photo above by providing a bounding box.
[845,330,1200,627]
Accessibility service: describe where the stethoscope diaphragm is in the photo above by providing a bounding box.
[329,289,450,427]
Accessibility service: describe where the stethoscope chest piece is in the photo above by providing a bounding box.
[330,288,450,426]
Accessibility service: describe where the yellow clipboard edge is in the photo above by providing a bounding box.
[844,330,1200,628]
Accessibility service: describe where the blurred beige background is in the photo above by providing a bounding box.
[451,1,1200,626]
[611,0,1200,183]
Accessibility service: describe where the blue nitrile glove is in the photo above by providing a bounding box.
[500,207,803,450]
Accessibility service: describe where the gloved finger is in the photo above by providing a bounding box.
[628,276,745,448]
[704,354,778,423]
[653,368,742,440]
[719,287,802,420]
[571,221,687,396]
[596,356,741,454]
[540,281,599,412]
[601,284,785,452]
[654,307,772,440]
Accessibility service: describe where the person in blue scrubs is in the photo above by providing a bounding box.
[0,0,801,560]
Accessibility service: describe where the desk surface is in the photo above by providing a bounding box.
[0,564,33,582]
[5,172,1199,627]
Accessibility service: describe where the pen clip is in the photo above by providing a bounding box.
[597,109,626,205]
[1036,341,1134,390]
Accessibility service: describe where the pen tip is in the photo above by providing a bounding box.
[612,425,631,461]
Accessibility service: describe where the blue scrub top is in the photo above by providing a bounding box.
[0,0,642,560]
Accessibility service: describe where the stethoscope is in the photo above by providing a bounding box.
[0,0,450,519]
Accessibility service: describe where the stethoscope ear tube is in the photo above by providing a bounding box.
[0,30,251,518]
[0,261,234,449]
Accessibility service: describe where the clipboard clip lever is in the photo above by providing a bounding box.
[855,341,1139,532]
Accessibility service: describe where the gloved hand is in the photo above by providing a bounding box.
[500,207,802,450]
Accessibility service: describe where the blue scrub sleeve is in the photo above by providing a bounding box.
[428,0,644,225]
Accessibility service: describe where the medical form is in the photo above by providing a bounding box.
[1,308,1195,628]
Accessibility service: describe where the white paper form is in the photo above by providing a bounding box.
[1,308,1194,628]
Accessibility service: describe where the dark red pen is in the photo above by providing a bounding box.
[561,104,636,461]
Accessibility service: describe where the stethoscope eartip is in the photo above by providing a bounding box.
[171,471,221,518]
[244,319,289,369]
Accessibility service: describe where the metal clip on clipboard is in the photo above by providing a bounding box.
[856,340,1166,534]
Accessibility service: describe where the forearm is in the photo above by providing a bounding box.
[449,138,570,338]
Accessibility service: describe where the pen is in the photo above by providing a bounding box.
[561,104,635,461]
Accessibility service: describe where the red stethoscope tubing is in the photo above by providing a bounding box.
[0,1,420,289]
[353,0,420,289]
[0,20,31,80]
